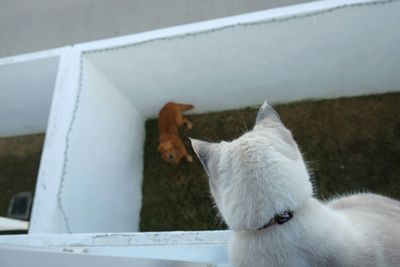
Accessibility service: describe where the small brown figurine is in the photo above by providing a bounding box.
[158,102,194,164]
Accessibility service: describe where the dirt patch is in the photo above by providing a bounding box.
[140,93,400,231]
[0,133,44,217]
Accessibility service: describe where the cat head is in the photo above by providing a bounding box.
[191,101,313,231]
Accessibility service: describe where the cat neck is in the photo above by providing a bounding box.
[242,198,351,236]
[231,197,374,266]
[230,198,376,266]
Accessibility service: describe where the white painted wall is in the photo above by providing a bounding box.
[0,47,71,235]
[29,47,81,234]
[57,59,144,233]
[0,48,87,236]
[0,243,212,267]
[0,231,230,266]
[85,0,400,119]
[0,0,313,58]
[0,55,59,137]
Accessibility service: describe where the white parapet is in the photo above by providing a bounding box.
[0,231,230,266]
[0,48,67,137]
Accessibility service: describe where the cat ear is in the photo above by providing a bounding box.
[255,100,282,126]
[190,138,213,172]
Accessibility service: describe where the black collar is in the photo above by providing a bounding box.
[257,210,293,231]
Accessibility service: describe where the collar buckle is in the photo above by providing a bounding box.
[274,210,293,224]
[257,210,293,231]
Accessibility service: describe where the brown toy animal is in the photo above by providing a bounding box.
[158,102,194,164]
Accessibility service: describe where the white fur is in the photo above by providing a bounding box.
[191,102,400,267]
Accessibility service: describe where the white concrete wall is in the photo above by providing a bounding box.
[57,58,145,233]
[0,231,230,266]
[0,243,212,267]
[85,0,400,119]
[0,55,59,137]
[29,47,80,234]
[0,0,313,58]
[0,47,75,234]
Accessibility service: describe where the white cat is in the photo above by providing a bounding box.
[191,101,400,267]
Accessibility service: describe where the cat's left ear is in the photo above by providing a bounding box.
[255,100,283,126]
[190,138,213,173]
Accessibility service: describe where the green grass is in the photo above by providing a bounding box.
[0,134,44,218]
[140,92,400,231]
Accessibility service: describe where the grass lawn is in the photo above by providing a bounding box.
[140,92,400,231]
[0,134,44,218]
